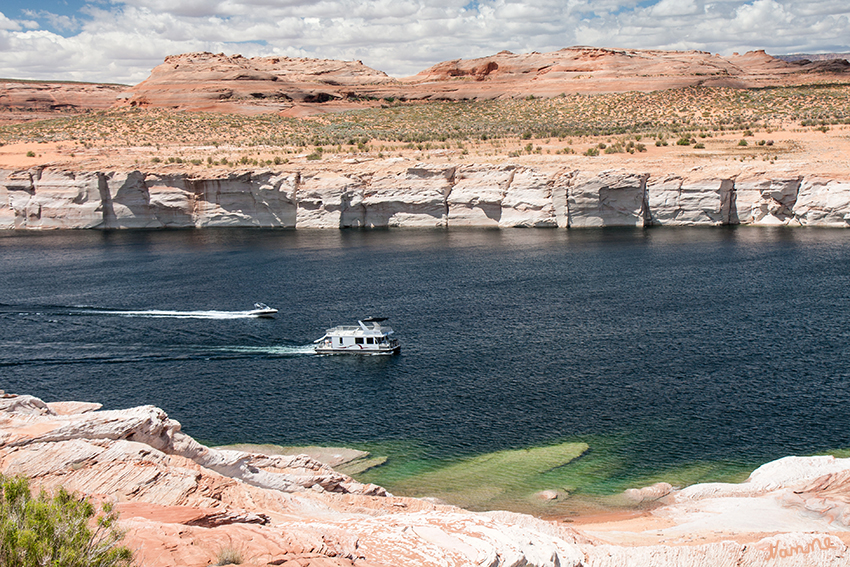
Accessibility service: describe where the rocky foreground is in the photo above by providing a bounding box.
[2,162,849,229]
[1,393,849,566]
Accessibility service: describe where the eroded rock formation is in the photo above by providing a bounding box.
[4,48,849,119]
[0,81,126,113]
[2,392,850,566]
[2,165,849,229]
[116,48,850,113]
[122,52,398,115]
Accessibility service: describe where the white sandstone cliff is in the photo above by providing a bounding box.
[2,164,849,229]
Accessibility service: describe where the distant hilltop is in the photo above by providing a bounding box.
[2,47,850,119]
[776,52,850,62]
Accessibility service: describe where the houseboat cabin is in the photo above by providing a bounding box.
[314,317,400,355]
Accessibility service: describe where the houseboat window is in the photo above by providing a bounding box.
[366,338,374,344]
[337,338,343,345]
[355,337,364,345]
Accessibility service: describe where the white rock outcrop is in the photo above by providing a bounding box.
[3,165,850,229]
[3,393,850,567]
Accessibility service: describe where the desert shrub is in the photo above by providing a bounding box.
[214,547,242,565]
[738,139,748,146]
[0,475,133,567]
[584,147,599,156]
[25,151,35,157]
[694,143,705,149]
[676,137,692,146]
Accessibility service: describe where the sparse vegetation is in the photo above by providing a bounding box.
[0,475,134,567]
[214,547,243,566]
[0,83,847,164]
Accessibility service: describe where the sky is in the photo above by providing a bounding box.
[0,0,849,84]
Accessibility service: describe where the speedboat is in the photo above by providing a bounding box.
[314,317,400,355]
[248,303,278,318]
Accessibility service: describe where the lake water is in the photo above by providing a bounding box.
[2,227,850,516]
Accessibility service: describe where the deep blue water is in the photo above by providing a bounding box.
[2,227,850,509]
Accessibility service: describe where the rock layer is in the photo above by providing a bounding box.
[4,49,849,119]
[2,165,849,229]
[114,48,850,113]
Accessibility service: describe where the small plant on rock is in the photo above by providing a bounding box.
[215,547,243,566]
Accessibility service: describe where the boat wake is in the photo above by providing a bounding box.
[89,309,272,320]
[211,345,317,355]
[0,304,278,320]
[0,341,318,367]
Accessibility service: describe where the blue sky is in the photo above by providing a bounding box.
[3,0,86,33]
[1,0,849,84]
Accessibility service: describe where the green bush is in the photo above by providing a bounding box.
[0,475,133,567]
[738,139,748,146]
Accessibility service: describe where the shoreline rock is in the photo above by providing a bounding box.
[3,392,850,566]
[2,165,849,229]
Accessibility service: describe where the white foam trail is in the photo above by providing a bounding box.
[93,310,268,320]
[213,345,316,355]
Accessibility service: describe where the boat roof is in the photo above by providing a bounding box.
[321,318,394,337]
[324,325,393,336]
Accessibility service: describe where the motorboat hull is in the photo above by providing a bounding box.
[248,308,278,318]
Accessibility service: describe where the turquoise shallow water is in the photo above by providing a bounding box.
[2,227,849,514]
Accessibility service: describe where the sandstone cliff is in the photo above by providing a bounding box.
[2,392,850,567]
[121,52,398,116]
[4,48,849,119]
[2,165,849,229]
[112,48,850,114]
[0,80,128,124]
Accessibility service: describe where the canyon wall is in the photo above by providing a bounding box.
[2,164,849,229]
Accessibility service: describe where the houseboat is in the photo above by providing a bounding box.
[314,317,400,354]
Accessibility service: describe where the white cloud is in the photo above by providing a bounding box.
[0,12,21,32]
[650,0,700,17]
[0,1,848,84]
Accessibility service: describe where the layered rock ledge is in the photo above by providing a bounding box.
[2,164,849,229]
[2,392,850,566]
